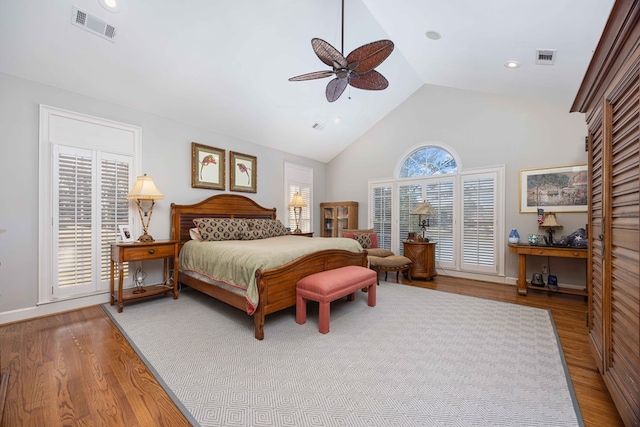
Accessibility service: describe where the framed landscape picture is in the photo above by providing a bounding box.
[519,164,588,213]
[192,142,225,190]
[230,151,257,193]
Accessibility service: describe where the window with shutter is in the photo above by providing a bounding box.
[371,183,392,249]
[39,105,141,303]
[368,144,503,279]
[284,163,313,234]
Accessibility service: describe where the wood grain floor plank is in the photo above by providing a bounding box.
[0,275,625,426]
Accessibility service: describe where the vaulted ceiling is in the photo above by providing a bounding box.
[0,0,613,162]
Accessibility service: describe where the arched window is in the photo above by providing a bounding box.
[399,146,458,177]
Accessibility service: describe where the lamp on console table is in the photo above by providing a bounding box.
[288,192,307,234]
[539,212,562,245]
[126,174,165,242]
[410,200,436,242]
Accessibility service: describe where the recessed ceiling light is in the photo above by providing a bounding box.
[334,116,342,124]
[98,0,121,13]
[504,61,521,69]
[425,31,442,40]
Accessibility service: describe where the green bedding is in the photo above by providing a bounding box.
[179,236,363,314]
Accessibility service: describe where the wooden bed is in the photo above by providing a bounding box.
[170,194,367,340]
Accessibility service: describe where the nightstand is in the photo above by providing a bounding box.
[403,241,437,280]
[110,240,179,312]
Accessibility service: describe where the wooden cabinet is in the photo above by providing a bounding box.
[571,2,640,425]
[403,241,437,280]
[110,240,179,312]
[320,201,358,237]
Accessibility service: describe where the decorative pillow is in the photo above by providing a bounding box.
[193,218,247,241]
[244,219,288,239]
[353,232,378,249]
[367,248,394,257]
[189,227,202,241]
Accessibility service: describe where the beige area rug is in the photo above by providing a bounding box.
[103,282,583,427]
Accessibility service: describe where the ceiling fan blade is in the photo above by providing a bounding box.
[326,78,348,102]
[348,70,389,91]
[346,40,394,74]
[312,38,348,68]
[288,70,335,82]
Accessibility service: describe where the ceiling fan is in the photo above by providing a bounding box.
[288,0,394,103]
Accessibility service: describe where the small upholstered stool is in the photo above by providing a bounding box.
[369,255,412,285]
[296,266,377,334]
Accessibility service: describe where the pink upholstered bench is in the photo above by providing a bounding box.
[296,265,377,334]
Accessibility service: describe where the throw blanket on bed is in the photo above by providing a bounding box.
[179,236,363,314]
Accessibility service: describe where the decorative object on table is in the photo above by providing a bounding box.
[288,192,307,234]
[229,151,257,193]
[118,224,134,243]
[547,274,559,291]
[556,228,588,248]
[126,174,164,242]
[531,272,545,287]
[519,165,588,213]
[133,266,147,294]
[288,0,394,102]
[407,232,416,242]
[539,212,562,245]
[410,200,436,242]
[191,142,225,190]
[528,234,539,245]
[508,229,520,244]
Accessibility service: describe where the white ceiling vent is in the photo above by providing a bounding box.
[71,7,116,42]
[311,122,325,131]
[535,49,556,65]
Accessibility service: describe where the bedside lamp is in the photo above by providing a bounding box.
[288,193,307,234]
[410,200,436,242]
[539,212,562,245]
[126,174,164,242]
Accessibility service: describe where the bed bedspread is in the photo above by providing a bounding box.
[179,236,363,314]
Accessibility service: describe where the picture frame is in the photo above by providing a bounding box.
[230,151,257,193]
[118,224,135,243]
[519,164,588,213]
[191,142,225,190]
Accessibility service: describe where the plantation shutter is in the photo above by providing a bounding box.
[371,183,393,250]
[425,179,455,267]
[461,172,498,274]
[53,145,132,298]
[54,146,95,296]
[398,183,422,254]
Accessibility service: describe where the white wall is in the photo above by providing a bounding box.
[326,84,589,284]
[0,72,327,318]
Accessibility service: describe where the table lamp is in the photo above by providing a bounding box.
[539,212,562,245]
[288,193,307,234]
[126,174,164,242]
[410,200,436,242]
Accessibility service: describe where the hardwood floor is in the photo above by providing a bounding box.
[0,276,624,427]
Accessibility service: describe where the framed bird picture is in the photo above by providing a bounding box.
[192,142,225,190]
[230,151,257,193]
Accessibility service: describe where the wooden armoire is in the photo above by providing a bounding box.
[571,1,640,425]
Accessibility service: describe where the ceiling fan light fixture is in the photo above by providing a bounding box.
[288,0,394,102]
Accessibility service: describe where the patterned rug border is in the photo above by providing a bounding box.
[102,282,584,427]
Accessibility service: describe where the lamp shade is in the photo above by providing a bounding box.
[126,175,165,200]
[410,201,436,216]
[288,193,307,209]
[540,212,562,228]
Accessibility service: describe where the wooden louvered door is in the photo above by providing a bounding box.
[587,111,605,372]
[605,66,640,424]
[589,56,640,426]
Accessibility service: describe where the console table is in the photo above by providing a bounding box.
[508,244,587,296]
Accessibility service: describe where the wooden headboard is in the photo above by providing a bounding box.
[171,194,276,247]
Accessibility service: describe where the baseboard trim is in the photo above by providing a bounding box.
[0,293,110,325]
